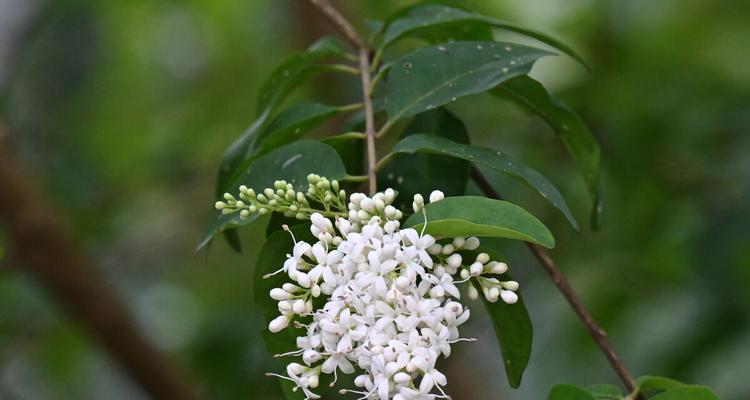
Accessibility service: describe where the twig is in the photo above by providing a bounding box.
[0,127,202,400]
[471,167,640,396]
[306,0,378,195]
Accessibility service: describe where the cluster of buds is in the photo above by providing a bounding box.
[347,189,403,225]
[214,175,348,220]
[218,177,522,399]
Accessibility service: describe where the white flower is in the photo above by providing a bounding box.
[257,187,521,399]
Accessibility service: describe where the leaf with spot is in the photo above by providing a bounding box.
[403,196,554,248]
[383,133,578,229]
[383,41,553,122]
[198,140,348,251]
[378,109,470,211]
[494,75,602,229]
[378,3,586,66]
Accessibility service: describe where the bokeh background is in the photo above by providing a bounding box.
[1,0,749,399]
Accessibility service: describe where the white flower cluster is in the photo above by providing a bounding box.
[217,176,520,399]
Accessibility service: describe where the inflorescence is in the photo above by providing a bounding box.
[215,175,520,399]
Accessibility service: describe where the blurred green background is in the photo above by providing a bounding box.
[1,0,749,399]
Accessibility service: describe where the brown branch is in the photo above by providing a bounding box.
[471,167,639,395]
[0,128,202,400]
[306,0,378,195]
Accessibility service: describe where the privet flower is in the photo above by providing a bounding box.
[217,175,520,399]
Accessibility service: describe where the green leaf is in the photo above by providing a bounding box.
[383,41,553,122]
[216,108,272,198]
[378,3,586,66]
[198,140,348,251]
[584,384,623,399]
[215,36,350,202]
[403,196,555,248]
[257,36,348,115]
[470,246,532,388]
[635,376,685,393]
[252,102,347,157]
[649,386,719,400]
[548,384,596,400]
[494,75,602,229]
[378,109,470,211]
[385,133,579,230]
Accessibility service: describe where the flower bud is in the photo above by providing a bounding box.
[467,285,479,300]
[446,253,462,268]
[441,244,455,255]
[214,201,226,210]
[476,252,490,264]
[460,269,470,280]
[270,288,289,300]
[500,290,518,304]
[394,372,411,384]
[469,262,483,276]
[464,236,480,250]
[269,315,290,332]
[488,287,500,302]
[429,190,444,203]
[501,280,519,291]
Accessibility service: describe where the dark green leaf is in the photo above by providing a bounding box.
[649,386,719,400]
[470,246,532,388]
[252,102,346,157]
[635,376,685,393]
[378,109,470,211]
[403,196,555,248]
[198,140,348,251]
[584,384,623,399]
[257,36,348,115]
[323,133,365,177]
[494,75,602,229]
[379,4,586,66]
[216,109,272,198]
[548,384,596,400]
[386,133,579,229]
[216,36,350,200]
[383,41,552,122]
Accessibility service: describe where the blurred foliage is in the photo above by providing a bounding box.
[0,0,748,399]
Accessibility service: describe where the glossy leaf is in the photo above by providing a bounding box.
[403,196,555,248]
[383,41,553,122]
[548,384,596,400]
[386,133,579,229]
[494,75,602,229]
[470,246,532,388]
[584,384,623,399]
[649,386,719,400]
[198,140,348,251]
[378,109,470,210]
[256,36,347,115]
[252,102,346,157]
[216,36,349,200]
[635,376,685,393]
[378,3,586,66]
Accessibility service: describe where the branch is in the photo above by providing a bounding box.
[0,127,202,400]
[306,0,378,195]
[471,167,640,396]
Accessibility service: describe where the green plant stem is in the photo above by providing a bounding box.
[328,63,360,75]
